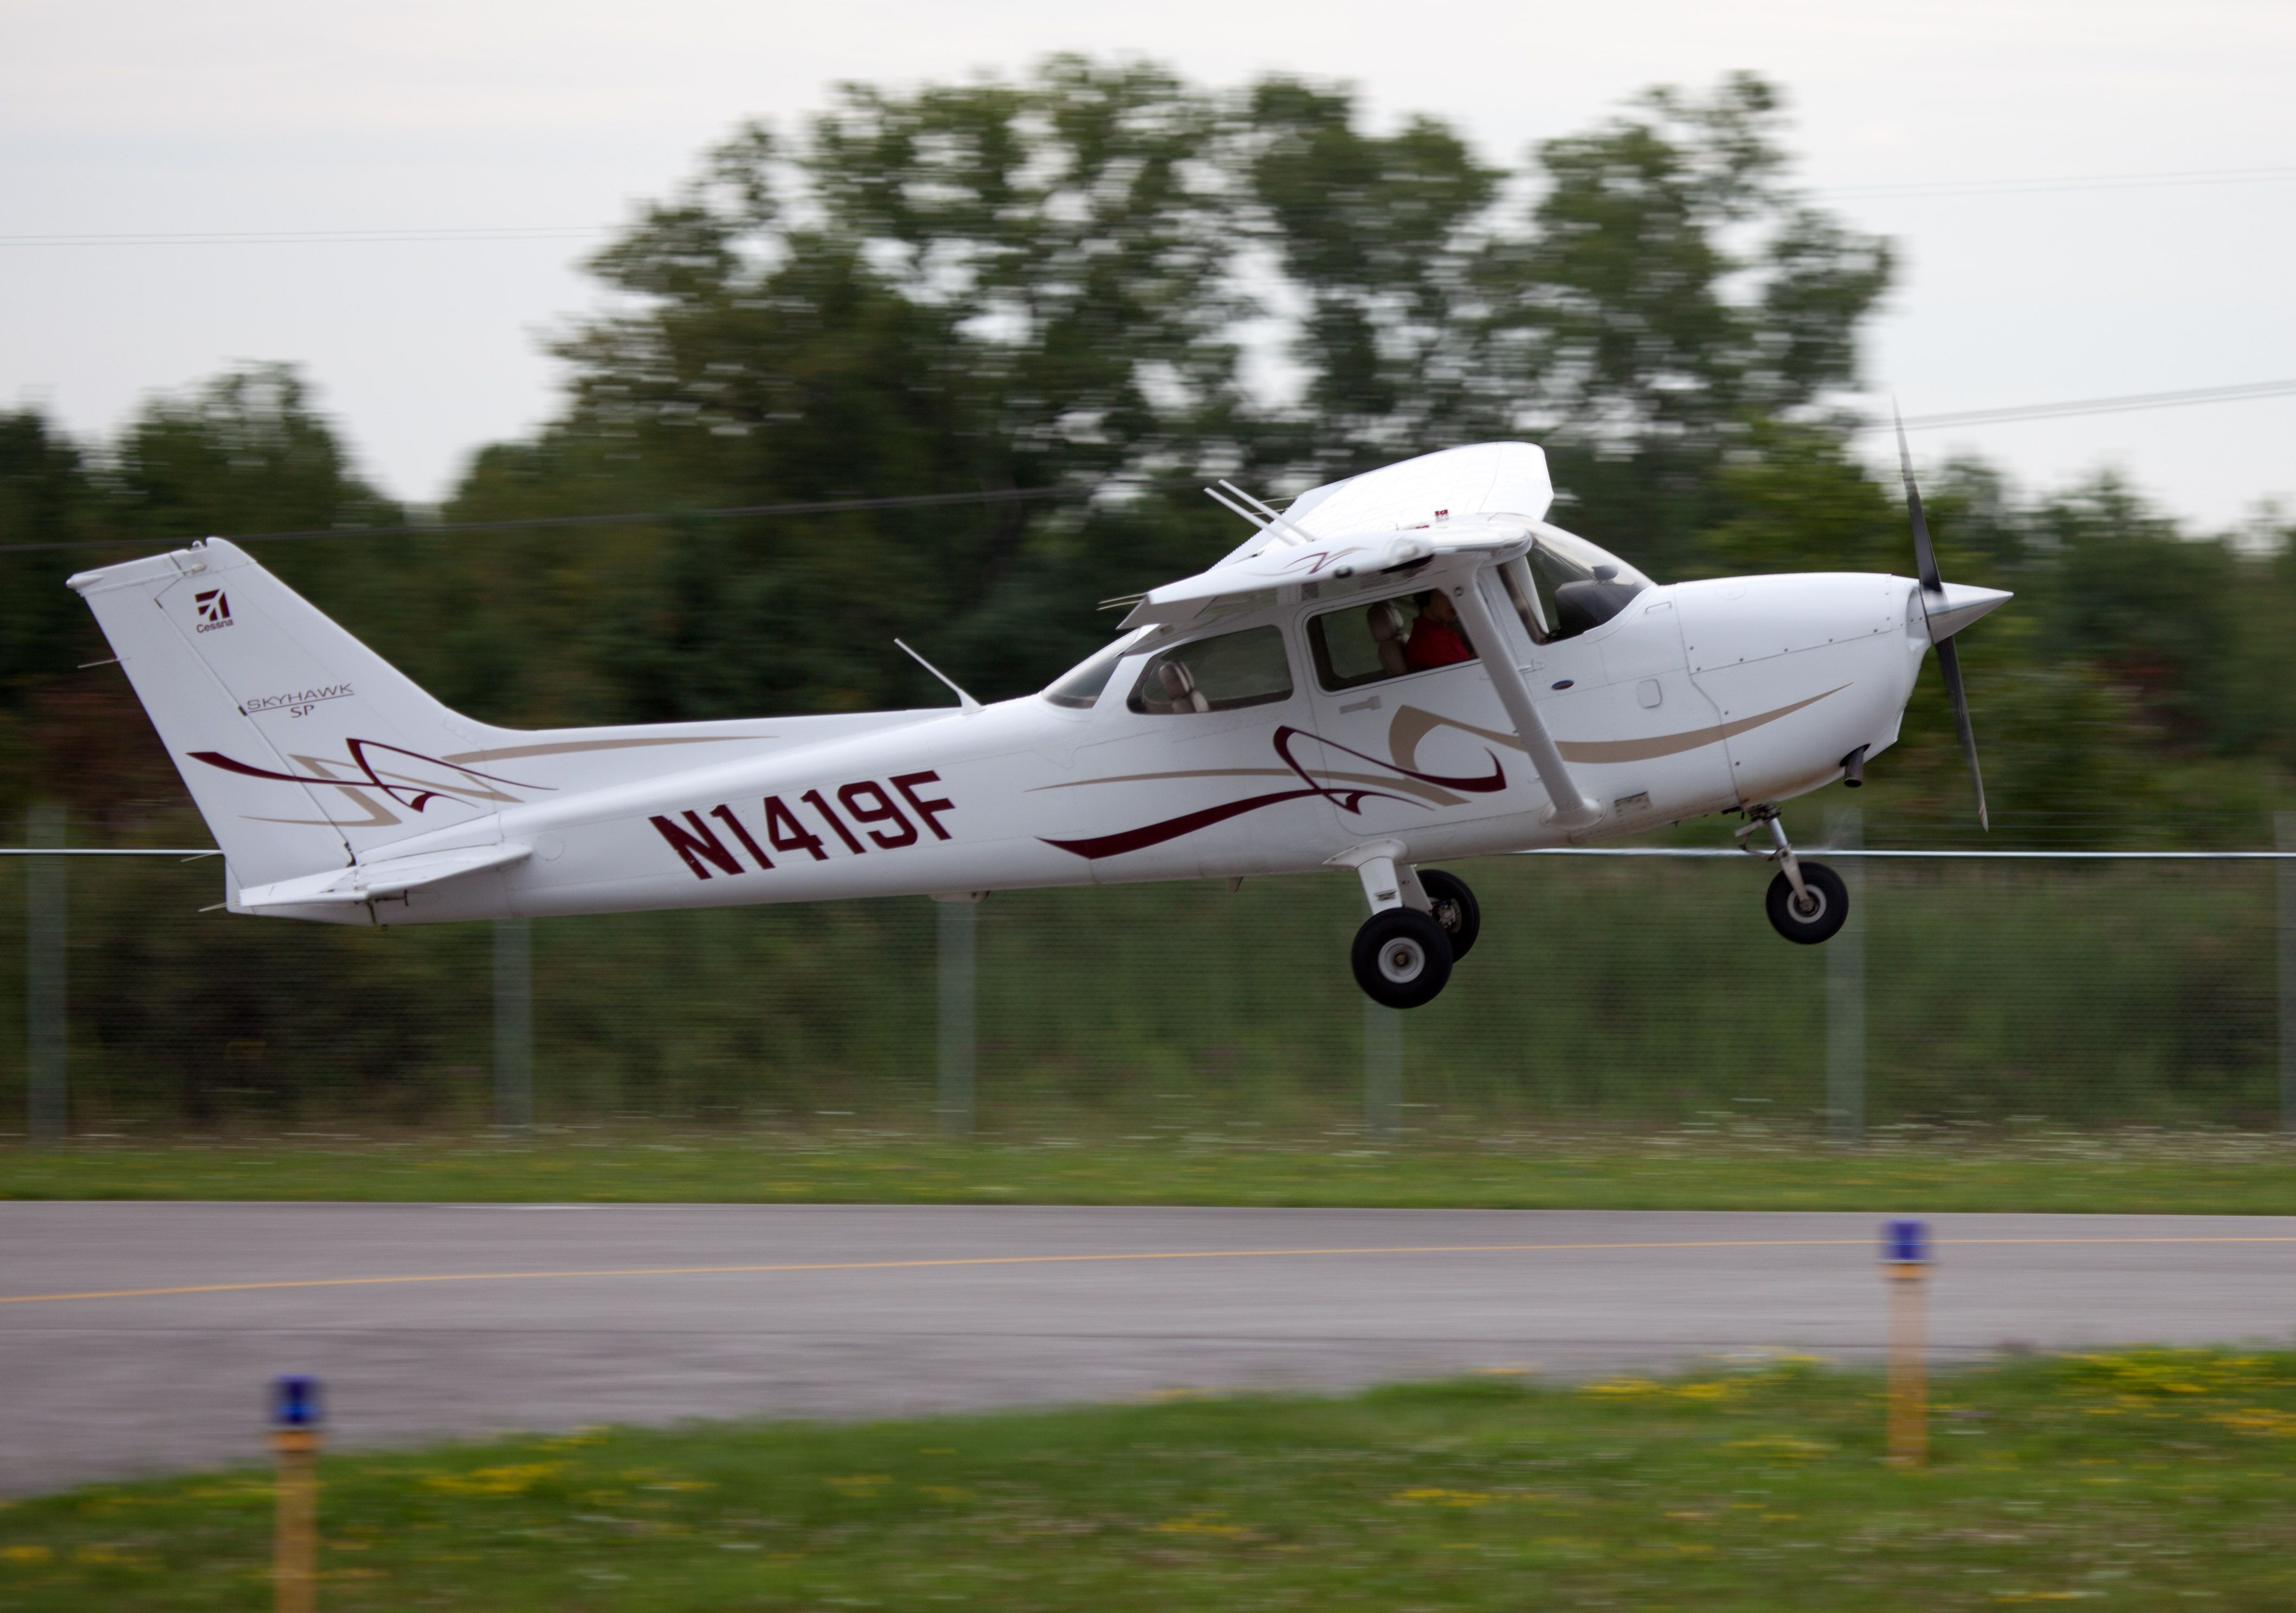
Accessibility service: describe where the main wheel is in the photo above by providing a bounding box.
[1765,861,1849,945]
[1416,869,1481,961]
[1351,908,1454,1009]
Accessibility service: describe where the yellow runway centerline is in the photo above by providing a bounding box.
[3,1233,2292,1308]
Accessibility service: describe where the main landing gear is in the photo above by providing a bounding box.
[1339,844,1479,1009]
[1742,805,1849,945]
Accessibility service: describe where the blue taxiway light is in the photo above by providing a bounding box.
[1882,1218,1931,1266]
[270,1375,324,1429]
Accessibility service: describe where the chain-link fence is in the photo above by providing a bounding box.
[5,811,2294,1140]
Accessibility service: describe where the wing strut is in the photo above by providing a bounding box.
[1448,570,1602,831]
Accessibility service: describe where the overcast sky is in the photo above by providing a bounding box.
[4,0,2291,534]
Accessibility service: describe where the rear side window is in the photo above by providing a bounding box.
[1127,625,1293,714]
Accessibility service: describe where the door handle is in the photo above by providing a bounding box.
[1339,694,1382,714]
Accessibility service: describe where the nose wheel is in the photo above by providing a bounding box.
[1742,806,1850,945]
[1765,862,1848,943]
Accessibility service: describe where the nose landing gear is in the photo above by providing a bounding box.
[1742,806,1849,945]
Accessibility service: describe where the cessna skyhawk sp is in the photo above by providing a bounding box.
[69,438,2005,1009]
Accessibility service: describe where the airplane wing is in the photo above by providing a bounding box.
[1130,441,1559,629]
[1120,519,1531,630]
[1208,442,1557,571]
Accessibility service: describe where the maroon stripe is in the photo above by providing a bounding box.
[1272,724,1505,795]
[1042,787,1333,861]
[189,750,304,783]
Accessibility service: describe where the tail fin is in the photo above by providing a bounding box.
[69,539,509,886]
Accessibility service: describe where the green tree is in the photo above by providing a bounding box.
[1694,423,1907,577]
[105,364,399,547]
[505,59,1260,719]
[1241,78,1505,470]
[1489,74,1894,577]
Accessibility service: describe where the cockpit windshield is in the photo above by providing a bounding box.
[1498,525,1652,644]
[1042,627,1153,708]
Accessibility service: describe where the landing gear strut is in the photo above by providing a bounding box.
[1742,806,1849,945]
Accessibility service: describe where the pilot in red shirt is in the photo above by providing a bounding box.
[1403,590,1475,670]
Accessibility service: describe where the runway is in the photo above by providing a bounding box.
[4,1203,2292,1494]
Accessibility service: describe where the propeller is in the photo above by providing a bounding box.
[1894,406,1990,831]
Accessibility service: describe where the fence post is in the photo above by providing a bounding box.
[493,916,533,1131]
[1364,1001,1401,1140]
[1825,806,1865,1147]
[24,804,66,1145]
[2280,814,2294,1135]
[937,898,976,1137]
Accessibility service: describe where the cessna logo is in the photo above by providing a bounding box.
[193,589,233,632]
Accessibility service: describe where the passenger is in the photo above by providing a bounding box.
[1403,590,1474,670]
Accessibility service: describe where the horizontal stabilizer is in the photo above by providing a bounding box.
[234,842,531,912]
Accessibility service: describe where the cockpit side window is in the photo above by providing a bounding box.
[1126,624,1293,715]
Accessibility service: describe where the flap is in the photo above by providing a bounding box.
[235,841,531,911]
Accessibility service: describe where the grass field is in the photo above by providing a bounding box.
[5,1351,2295,1610]
[4,1127,2296,1213]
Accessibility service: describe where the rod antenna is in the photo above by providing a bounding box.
[894,639,983,713]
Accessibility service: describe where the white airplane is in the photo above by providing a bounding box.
[68,437,2006,1009]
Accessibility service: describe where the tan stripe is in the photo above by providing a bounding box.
[1557,687,1847,764]
[440,735,765,764]
[1029,767,1295,791]
[4,1234,2289,1307]
[1031,767,1462,806]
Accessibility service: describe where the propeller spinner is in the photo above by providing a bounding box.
[1893,407,2009,830]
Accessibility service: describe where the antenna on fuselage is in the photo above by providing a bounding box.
[1216,480,1318,549]
[1203,485,1268,528]
[893,638,983,714]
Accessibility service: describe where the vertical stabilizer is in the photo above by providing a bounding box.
[68,539,509,886]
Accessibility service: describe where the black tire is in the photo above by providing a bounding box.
[1765,861,1849,945]
[1351,907,1454,1009]
[1416,869,1481,962]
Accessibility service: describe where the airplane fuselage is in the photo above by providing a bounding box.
[272,569,1931,925]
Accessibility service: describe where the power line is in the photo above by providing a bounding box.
[1880,378,2296,433]
[7,845,2289,859]
[1818,164,2296,202]
[0,226,606,247]
[0,480,1205,556]
[5,375,2290,558]
[8,165,2293,249]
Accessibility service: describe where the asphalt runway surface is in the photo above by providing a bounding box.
[4,1203,2293,1494]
